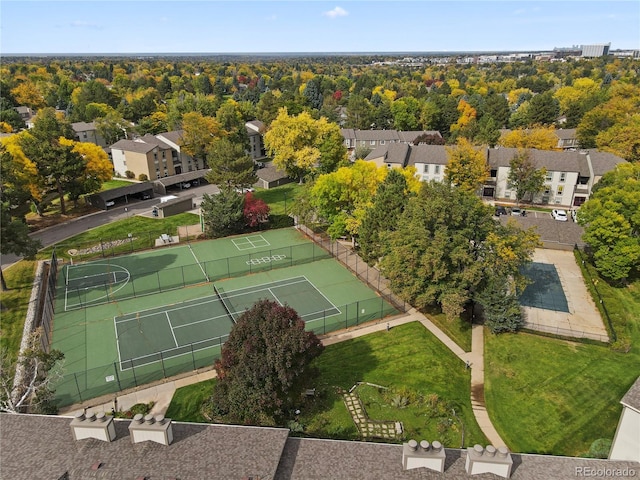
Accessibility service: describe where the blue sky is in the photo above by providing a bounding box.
[1,1,639,54]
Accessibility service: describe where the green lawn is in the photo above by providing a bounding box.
[422,305,472,352]
[253,183,302,216]
[39,213,199,261]
[165,378,216,423]
[0,261,37,358]
[485,273,640,456]
[167,322,486,446]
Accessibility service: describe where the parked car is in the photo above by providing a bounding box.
[495,206,507,216]
[552,209,568,221]
[511,207,522,216]
[141,193,151,200]
[181,183,191,189]
[235,187,255,194]
[105,200,115,207]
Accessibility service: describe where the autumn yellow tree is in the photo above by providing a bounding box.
[498,126,559,150]
[444,137,489,193]
[264,108,347,182]
[450,99,477,135]
[181,112,222,162]
[11,81,46,109]
[59,138,113,206]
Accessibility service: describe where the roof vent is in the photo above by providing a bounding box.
[402,439,445,472]
[465,444,513,478]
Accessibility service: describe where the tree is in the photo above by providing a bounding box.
[499,126,559,151]
[507,150,547,204]
[94,109,130,145]
[205,138,256,190]
[264,108,347,182]
[243,192,270,228]
[444,137,489,193]
[309,160,387,239]
[381,182,538,320]
[0,202,41,291]
[211,299,323,425]
[358,169,412,264]
[1,328,64,414]
[526,91,560,126]
[578,162,640,281]
[181,112,222,164]
[477,279,524,334]
[18,108,85,215]
[595,114,640,162]
[200,188,245,238]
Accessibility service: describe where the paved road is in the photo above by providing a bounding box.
[1,184,220,270]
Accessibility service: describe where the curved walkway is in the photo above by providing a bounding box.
[60,308,506,448]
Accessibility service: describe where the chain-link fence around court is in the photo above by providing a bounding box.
[58,242,331,311]
[53,295,397,407]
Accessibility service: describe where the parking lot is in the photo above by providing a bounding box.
[498,210,585,248]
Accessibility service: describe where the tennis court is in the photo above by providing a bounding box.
[115,276,340,370]
[520,262,570,313]
[57,228,328,311]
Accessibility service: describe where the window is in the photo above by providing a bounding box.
[370,140,376,146]
[360,141,366,146]
[490,169,497,178]
[560,172,566,182]
[386,163,392,169]
[545,172,553,182]
[544,186,551,195]
[380,140,385,145]
[423,165,430,174]
[153,153,157,160]
[162,151,166,159]
[434,165,441,174]
[557,185,564,195]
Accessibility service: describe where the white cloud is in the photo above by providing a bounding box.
[69,20,102,29]
[323,6,348,19]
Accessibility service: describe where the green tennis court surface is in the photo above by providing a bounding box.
[58,228,329,311]
[520,262,570,313]
[115,276,340,370]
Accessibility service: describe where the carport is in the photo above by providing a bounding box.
[153,170,210,195]
[86,182,155,210]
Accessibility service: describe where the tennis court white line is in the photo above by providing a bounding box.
[301,274,340,311]
[172,311,231,329]
[166,312,178,348]
[301,306,342,320]
[221,277,308,299]
[114,296,221,323]
[267,288,283,305]
[188,243,210,282]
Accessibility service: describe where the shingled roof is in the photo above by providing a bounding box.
[1,413,637,480]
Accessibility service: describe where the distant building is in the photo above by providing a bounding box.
[245,120,267,161]
[581,43,611,57]
[71,121,107,147]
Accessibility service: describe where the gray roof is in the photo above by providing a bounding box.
[355,129,401,141]
[407,145,449,166]
[340,128,356,140]
[110,135,171,154]
[621,376,640,412]
[154,193,195,209]
[88,182,153,201]
[246,120,265,133]
[487,148,590,176]
[156,130,184,146]
[1,413,637,480]
[588,151,626,176]
[257,162,290,182]
[71,121,96,133]
[555,128,577,140]
[154,169,210,187]
[365,143,410,165]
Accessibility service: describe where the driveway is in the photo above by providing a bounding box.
[1,183,221,270]
[499,210,585,248]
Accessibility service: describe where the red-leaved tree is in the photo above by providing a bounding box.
[243,192,270,228]
[211,299,324,425]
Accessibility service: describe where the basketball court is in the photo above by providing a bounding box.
[520,249,609,341]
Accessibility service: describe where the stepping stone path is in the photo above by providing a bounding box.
[343,392,403,440]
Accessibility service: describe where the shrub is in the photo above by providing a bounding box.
[125,170,135,179]
[138,173,148,181]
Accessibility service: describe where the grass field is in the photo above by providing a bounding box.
[0,261,37,358]
[165,378,217,423]
[485,274,640,456]
[101,180,136,191]
[167,322,487,447]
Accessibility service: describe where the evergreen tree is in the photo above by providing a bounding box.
[200,189,245,238]
[359,169,410,264]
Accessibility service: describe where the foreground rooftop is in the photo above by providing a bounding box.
[1,413,638,480]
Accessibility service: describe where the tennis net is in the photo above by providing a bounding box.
[213,284,236,324]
